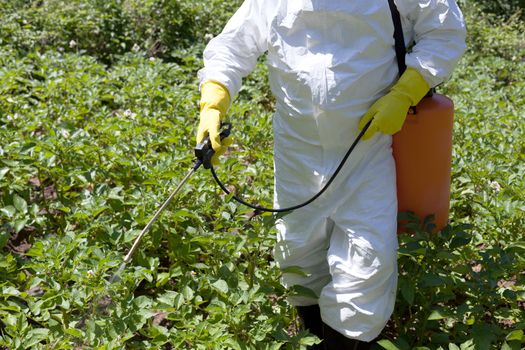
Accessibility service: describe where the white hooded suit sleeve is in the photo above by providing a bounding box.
[397,0,467,87]
[198,0,269,99]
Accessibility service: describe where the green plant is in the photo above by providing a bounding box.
[0,0,243,63]
[1,2,524,349]
[460,0,525,20]
[379,216,525,350]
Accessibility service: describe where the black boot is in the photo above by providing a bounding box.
[296,305,324,349]
[322,323,374,350]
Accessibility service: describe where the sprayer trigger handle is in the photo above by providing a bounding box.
[219,122,231,140]
[194,122,232,169]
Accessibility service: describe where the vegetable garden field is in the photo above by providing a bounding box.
[0,0,524,349]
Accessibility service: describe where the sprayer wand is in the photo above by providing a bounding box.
[108,124,231,283]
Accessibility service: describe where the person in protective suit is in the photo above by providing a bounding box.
[196,1,466,348]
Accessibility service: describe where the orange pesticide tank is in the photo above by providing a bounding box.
[393,93,454,232]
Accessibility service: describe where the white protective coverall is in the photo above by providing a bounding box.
[199,0,466,342]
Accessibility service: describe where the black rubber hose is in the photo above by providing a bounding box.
[210,120,372,213]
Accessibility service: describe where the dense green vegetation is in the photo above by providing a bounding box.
[1,1,524,349]
[465,0,525,19]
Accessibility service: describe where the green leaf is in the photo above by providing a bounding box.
[14,219,28,233]
[459,339,475,350]
[91,206,109,218]
[399,279,415,305]
[22,328,50,348]
[420,273,444,288]
[0,168,8,180]
[157,291,178,306]
[123,229,141,243]
[289,285,318,300]
[2,286,21,296]
[64,327,84,338]
[397,211,419,223]
[0,304,21,312]
[25,241,44,257]
[500,343,511,350]
[13,194,28,214]
[1,205,16,218]
[377,340,401,350]
[211,279,229,294]
[156,272,170,287]
[172,209,193,218]
[133,295,152,309]
[0,231,9,249]
[473,323,499,350]
[1,160,19,167]
[428,310,447,320]
[192,263,209,270]
[173,293,184,310]
[505,330,524,341]
[449,235,472,249]
[56,206,71,213]
[182,286,194,301]
[507,242,525,251]
[299,334,321,346]
[281,266,311,277]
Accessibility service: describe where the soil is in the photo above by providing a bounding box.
[6,225,34,254]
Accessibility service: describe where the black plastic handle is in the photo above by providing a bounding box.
[194,123,232,169]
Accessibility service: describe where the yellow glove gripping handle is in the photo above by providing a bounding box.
[358,68,430,140]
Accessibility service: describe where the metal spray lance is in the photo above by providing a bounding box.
[108,123,232,283]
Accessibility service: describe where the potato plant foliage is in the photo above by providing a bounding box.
[0,1,524,349]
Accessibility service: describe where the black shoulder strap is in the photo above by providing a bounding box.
[387,0,407,76]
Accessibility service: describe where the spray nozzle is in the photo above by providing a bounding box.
[194,122,232,169]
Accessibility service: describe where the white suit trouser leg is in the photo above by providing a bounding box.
[274,142,398,342]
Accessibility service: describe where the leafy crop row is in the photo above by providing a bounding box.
[458,0,525,20]
[0,0,243,63]
[0,45,301,348]
[1,1,524,349]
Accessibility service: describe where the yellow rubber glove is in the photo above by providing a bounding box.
[197,81,233,166]
[358,68,430,140]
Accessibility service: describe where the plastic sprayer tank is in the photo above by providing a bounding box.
[393,93,454,232]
